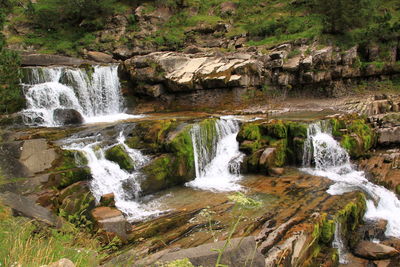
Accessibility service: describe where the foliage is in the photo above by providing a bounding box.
[312,0,376,34]
[0,201,100,266]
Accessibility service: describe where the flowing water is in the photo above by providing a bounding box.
[63,131,161,222]
[21,65,139,126]
[302,122,400,238]
[332,222,348,264]
[186,118,244,192]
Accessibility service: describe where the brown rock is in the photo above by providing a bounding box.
[87,51,115,63]
[91,207,130,242]
[382,237,400,251]
[100,193,115,207]
[270,167,285,176]
[353,240,399,260]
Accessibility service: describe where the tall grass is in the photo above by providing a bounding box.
[0,203,100,267]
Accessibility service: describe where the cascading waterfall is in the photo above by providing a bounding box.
[302,121,400,238]
[63,132,160,222]
[332,222,348,264]
[186,118,244,192]
[21,65,138,126]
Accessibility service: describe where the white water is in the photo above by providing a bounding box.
[63,132,160,222]
[21,65,141,126]
[302,122,400,237]
[186,118,244,192]
[332,222,348,264]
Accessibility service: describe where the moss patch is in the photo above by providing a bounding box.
[105,144,135,172]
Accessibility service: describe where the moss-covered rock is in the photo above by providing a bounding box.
[261,120,287,139]
[48,167,92,189]
[55,150,88,171]
[237,123,261,142]
[330,117,375,158]
[105,144,135,172]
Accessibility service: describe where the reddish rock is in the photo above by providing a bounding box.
[353,240,399,260]
[91,207,130,242]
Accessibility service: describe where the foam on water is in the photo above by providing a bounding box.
[63,132,161,222]
[21,65,138,127]
[302,122,400,237]
[186,118,244,192]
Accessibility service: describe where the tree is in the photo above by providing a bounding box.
[313,0,376,34]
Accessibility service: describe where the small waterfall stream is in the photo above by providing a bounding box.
[186,118,244,192]
[21,65,139,126]
[63,132,161,222]
[302,122,400,238]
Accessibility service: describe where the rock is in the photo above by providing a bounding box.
[183,45,203,54]
[0,192,61,227]
[100,193,116,207]
[259,147,276,169]
[342,46,358,65]
[220,1,238,16]
[87,51,116,63]
[47,167,92,190]
[53,109,84,125]
[91,207,131,242]
[139,236,264,267]
[353,240,399,260]
[21,54,89,67]
[20,139,57,174]
[105,144,135,172]
[123,52,263,94]
[41,258,75,267]
[382,237,400,251]
[377,127,400,145]
[270,167,284,176]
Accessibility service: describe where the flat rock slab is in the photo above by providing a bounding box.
[21,53,96,66]
[20,139,57,174]
[0,192,60,226]
[137,236,265,267]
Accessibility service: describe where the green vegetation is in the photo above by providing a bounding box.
[0,201,101,266]
[0,0,24,114]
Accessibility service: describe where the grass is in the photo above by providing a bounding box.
[0,201,101,267]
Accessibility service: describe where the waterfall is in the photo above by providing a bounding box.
[21,65,138,126]
[332,222,348,264]
[186,118,244,192]
[63,132,160,222]
[302,121,400,238]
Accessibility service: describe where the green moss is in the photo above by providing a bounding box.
[239,140,262,154]
[56,150,88,171]
[270,139,287,167]
[262,120,287,139]
[320,217,335,244]
[168,125,195,177]
[105,145,135,172]
[330,118,346,137]
[396,184,400,195]
[237,123,261,141]
[287,122,308,139]
[57,167,92,189]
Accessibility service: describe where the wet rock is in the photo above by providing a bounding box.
[353,240,399,260]
[138,236,264,267]
[259,148,276,167]
[105,144,135,172]
[382,237,400,251]
[41,258,75,267]
[47,167,92,190]
[100,193,116,207]
[87,51,115,63]
[20,139,57,174]
[53,109,84,125]
[0,192,60,227]
[91,206,131,242]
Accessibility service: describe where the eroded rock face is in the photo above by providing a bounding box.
[20,139,57,175]
[87,51,116,63]
[123,52,264,96]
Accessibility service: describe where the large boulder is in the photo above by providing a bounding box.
[53,109,84,125]
[91,206,131,242]
[378,126,400,145]
[353,240,400,260]
[19,139,57,175]
[87,51,116,63]
[105,144,135,172]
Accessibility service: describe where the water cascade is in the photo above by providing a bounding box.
[186,118,244,192]
[21,65,138,126]
[332,222,348,264]
[302,122,400,238]
[63,132,160,222]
